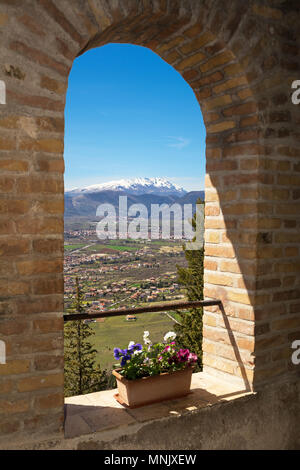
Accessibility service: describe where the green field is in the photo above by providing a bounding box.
[88,312,176,371]
[107,245,137,252]
[106,242,139,252]
[85,243,138,252]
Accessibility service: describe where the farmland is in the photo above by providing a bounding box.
[89,312,177,371]
[64,226,189,372]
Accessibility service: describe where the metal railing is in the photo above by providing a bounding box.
[63,299,222,322]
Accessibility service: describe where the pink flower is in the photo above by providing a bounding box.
[177,349,190,362]
[168,355,179,365]
[188,352,198,364]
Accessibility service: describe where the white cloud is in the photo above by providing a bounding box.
[167,136,190,150]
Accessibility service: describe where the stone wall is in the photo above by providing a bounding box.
[2,376,299,450]
[74,378,300,450]
[0,0,299,445]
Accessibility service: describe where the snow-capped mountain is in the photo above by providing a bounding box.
[67,177,187,197]
[65,177,204,218]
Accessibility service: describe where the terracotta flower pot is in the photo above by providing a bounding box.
[112,367,193,408]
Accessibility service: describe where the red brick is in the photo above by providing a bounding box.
[34,392,64,410]
[200,51,234,73]
[15,297,63,315]
[40,75,66,95]
[17,373,64,392]
[180,32,214,54]
[0,177,14,193]
[183,23,203,38]
[0,381,13,394]
[0,137,16,151]
[34,355,64,372]
[19,138,64,154]
[193,71,223,88]
[10,336,63,355]
[16,176,63,194]
[8,90,64,112]
[32,277,64,295]
[16,259,62,276]
[16,217,63,235]
[33,238,63,255]
[223,102,257,117]
[0,360,30,376]
[56,37,75,60]
[39,0,84,45]
[0,280,30,296]
[182,69,198,81]
[36,117,64,133]
[17,13,46,37]
[0,320,29,336]
[10,41,69,76]
[36,158,64,173]
[0,159,29,172]
[0,399,30,414]
[33,318,63,333]
[0,420,21,435]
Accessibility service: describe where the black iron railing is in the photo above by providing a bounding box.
[63,299,222,322]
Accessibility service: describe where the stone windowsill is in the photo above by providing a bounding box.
[64,372,254,439]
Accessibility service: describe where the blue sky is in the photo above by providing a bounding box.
[64,43,206,192]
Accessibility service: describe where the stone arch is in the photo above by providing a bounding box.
[77,17,260,389]
[0,0,299,445]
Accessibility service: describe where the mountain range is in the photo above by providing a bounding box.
[65,177,204,218]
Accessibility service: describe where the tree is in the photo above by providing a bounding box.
[175,198,204,371]
[64,277,107,397]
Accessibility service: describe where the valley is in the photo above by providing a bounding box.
[64,228,188,371]
[64,177,203,373]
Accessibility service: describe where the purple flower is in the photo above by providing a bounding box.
[114,346,135,361]
[121,354,131,367]
[128,343,142,354]
[114,348,122,360]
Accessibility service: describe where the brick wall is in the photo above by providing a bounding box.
[0,0,299,445]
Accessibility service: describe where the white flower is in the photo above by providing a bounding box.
[143,330,151,345]
[164,331,176,342]
[128,340,142,355]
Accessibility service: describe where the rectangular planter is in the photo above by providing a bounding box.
[112,367,193,408]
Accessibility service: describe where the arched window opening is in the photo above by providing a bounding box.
[63,44,206,402]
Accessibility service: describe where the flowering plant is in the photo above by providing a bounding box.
[113,331,197,380]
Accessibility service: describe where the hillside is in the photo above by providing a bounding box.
[65,178,204,218]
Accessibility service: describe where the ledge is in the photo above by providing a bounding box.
[64,372,254,439]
